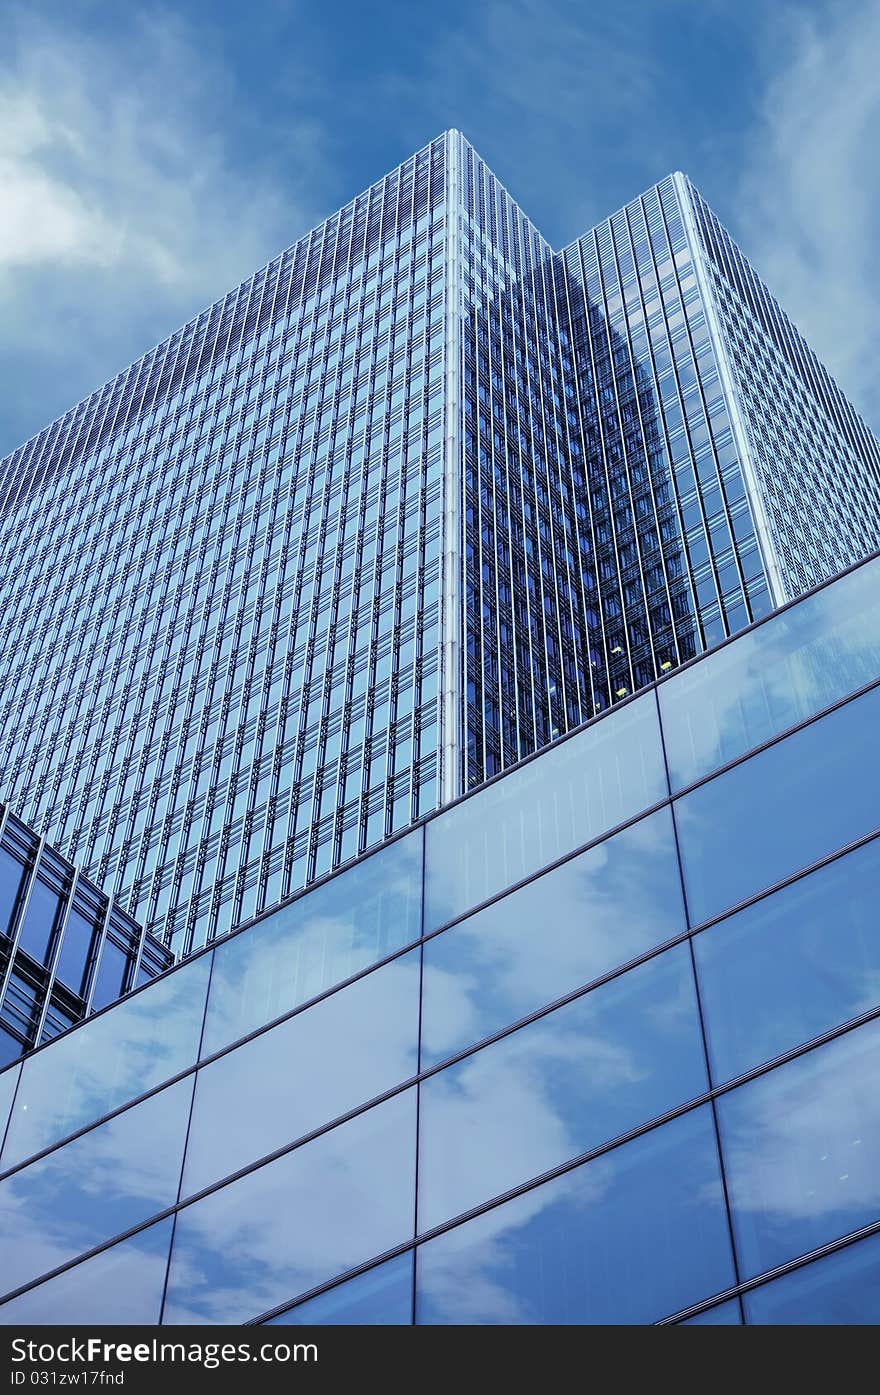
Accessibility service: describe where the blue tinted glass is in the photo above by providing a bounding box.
[1,951,211,1169]
[0,1063,19,1150]
[0,851,25,939]
[16,880,61,965]
[202,833,422,1057]
[745,1233,880,1324]
[676,686,880,926]
[0,1030,21,1070]
[183,950,420,1197]
[418,944,706,1230]
[54,909,98,997]
[266,1253,413,1325]
[0,1078,192,1298]
[165,1090,416,1323]
[421,808,684,1067]
[695,839,880,1082]
[417,1105,734,1324]
[680,1299,742,1325]
[425,693,667,931]
[90,939,129,1011]
[660,557,880,790]
[719,1020,880,1278]
[0,1218,173,1325]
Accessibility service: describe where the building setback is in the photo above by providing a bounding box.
[0,550,878,1324]
[0,131,878,967]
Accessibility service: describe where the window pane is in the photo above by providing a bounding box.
[54,909,98,997]
[660,556,880,790]
[744,1233,880,1324]
[425,692,667,931]
[164,1089,416,1324]
[16,880,61,966]
[676,685,880,927]
[421,808,685,1068]
[1,951,211,1169]
[0,1078,192,1298]
[182,950,420,1197]
[695,839,880,1082]
[719,1019,880,1278]
[680,1298,742,1325]
[416,1105,734,1325]
[0,1218,173,1325]
[0,852,25,940]
[265,1252,413,1325]
[418,944,706,1231]
[0,1063,20,1148]
[202,833,422,1057]
[90,939,129,1011]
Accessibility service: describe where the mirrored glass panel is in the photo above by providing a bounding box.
[719,1019,880,1278]
[425,693,667,931]
[0,1064,19,1150]
[1,952,211,1170]
[265,1252,414,1325]
[0,850,25,940]
[416,1105,734,1324]
[418,944,706,1230]
[421,808,685,1068]
[676,685,880,927]
[164,1089,417,1324]
[0,1218,173,1325]
[202,833,422,1058]
[660,556,880,790]
[744,1232,880,1324]
[0,1078,192,1298]
[183,951,420,1196]
[695,838,880,1082]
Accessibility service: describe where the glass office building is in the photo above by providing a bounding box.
[0,804,171,1066]
[0,550,878,1325]
[0,133,878,959]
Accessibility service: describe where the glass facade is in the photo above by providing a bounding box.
[0,134,878,955]
[0,803,170,1066]
[1,551,879,1325]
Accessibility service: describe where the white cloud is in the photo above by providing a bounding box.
[736,0,880,431]
[0,10,329,455]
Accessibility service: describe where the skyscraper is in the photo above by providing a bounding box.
[0,131,878,960]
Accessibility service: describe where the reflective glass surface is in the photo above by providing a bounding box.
[164,1090,416,1323]
[421,808,684,1067]
[0,1078,192,1297]
[183,950,420,1196]
[695,838,880,1082]
[418,944,706,1230]
[15,880,61,965]
[744,1233,880,1324]
[0,1064,19,1149]
[0,850,24,940]
[416,1105,734,1324]
[425,693,667,930]
[0,1219,173,1325]
[660,556,880,789]
[201,833,422,1058]
[1,951,210,1169]
[676,684,880,926]
[54,909,97,997]
[266,1252,413,1325]
[719,1019,880,1277]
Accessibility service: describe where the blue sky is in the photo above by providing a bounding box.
[1,0,878,457]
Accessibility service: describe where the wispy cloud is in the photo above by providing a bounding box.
[0,9,330,456]
[735,0,880,431]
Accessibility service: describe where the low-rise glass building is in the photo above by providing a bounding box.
[0,549,878,1325]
